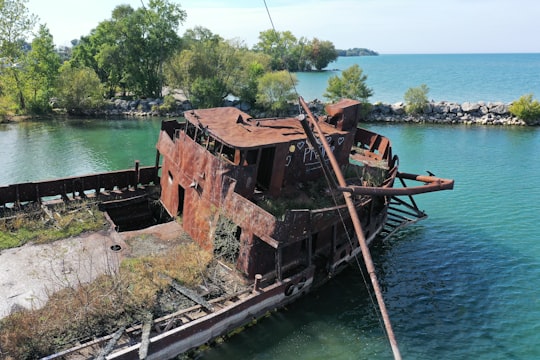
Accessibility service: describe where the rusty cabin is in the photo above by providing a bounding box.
[156,100,392,280]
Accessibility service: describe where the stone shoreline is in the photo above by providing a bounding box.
[101,98,537,126]
[369,101,534,126]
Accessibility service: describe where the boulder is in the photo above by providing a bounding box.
[461,102,481,112]
[489,102,509,115]
[391,102,405,115]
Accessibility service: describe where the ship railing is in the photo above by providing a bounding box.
[0,162,157,208]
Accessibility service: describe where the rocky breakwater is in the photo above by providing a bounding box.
[104,97,189,117]
[370,101,532,126]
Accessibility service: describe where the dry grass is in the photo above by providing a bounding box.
[0,242,212,360]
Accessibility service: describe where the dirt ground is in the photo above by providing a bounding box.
[0,221,186,319]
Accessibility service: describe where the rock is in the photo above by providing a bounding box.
[489,102,509,115]
[448,102,461,114]
[391,102,405,115]
[461,102,481,112]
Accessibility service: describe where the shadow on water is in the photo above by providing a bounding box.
[192,220,538,360]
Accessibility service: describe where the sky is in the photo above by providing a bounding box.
[25,0,540,54]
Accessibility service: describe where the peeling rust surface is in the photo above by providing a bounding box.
[184,107,348,149]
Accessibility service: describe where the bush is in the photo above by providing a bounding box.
[56,64,105,115]
[404,84,429,114]
[509,94,540,124]
[153,94,178,114]
[256,71,297,116]
[324,64,373,103]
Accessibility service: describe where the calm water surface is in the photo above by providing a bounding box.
[296,53,540,103]
[1,118,539,359]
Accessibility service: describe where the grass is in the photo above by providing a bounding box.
[259,176,343,218]
[0,201,107,251]
[0,241,213,359]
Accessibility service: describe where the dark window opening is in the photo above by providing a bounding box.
[245,149,259,165]
[221,144,235,163]
[177,185,185,216]
[256,147,275,190]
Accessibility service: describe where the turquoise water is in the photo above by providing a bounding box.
[1,54,540,359]
[0,118,161,185]
[296,53,540,103]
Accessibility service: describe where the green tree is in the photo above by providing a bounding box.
[56,64,104,114]
[256,71,297,116]
[0,0,37,111]
[165,28,266,108]
[324,64,373,102]
[254,29,298,71]
[25,25,61,113]
[234,55,269,106]
[404,84,430,114]
[509,94,540,124]
[71,0,185,98]
[307,38,338,71]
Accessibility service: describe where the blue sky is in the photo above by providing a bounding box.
[26,0,540,54]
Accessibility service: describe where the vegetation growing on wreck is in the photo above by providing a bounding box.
[258,176,344,218]
[256,162,388,219]
[0,201,107,251]
[213,215,241,264]
[0,238,214,359]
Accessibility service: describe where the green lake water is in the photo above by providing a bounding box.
[1,118,539,359]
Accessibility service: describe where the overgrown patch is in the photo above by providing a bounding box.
[0,242,212,359]
[0,201,108,250]
[213,215,241,263]
[259,177,342,218]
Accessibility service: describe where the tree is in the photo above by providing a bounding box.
[307,38,338,71]
[256,71,297,116]
[71,0,186,98]
[56,64,104,114]
[404,84,430,114]
[254,30,338,72]
[254,30,298,71]
[324,64,373,102]
[25,25,61,113]
[165,28,268,108]
[234,54,269,106]
[0,0,37,111]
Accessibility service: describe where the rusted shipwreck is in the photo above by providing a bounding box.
[20,98,453,359]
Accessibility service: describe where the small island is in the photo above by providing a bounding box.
[337,48,379,56]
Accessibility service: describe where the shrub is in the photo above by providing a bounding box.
[509,94,540,124]
[404,84,430,115]
[56,64,105,115]
[256,71,297,116]
[0,202,107,250]
[153,94,178,114]
[324,64,373,103]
